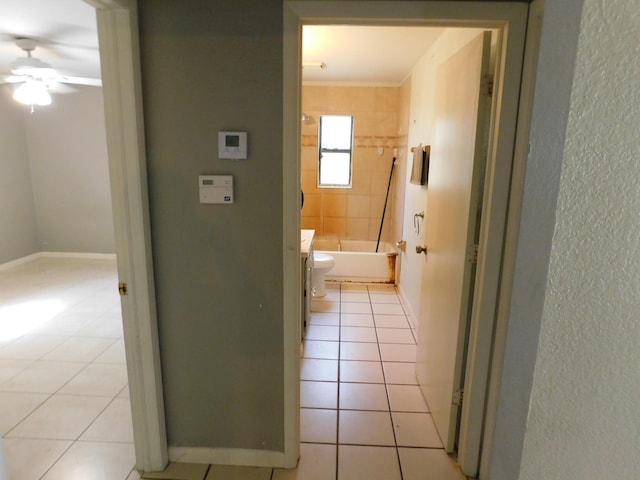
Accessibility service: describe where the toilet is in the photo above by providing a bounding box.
[312,252,336,297]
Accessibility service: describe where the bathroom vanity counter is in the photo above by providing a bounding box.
[301,230,315,339]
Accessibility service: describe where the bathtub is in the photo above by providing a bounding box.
[314,239,398,284]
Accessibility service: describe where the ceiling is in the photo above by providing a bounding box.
[0,1,442,86]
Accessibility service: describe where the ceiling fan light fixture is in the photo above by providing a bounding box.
[13,79,52,107]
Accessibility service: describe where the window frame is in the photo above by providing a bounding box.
[317,114,354,188]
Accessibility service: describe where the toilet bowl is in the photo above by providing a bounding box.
[312,252,336,297]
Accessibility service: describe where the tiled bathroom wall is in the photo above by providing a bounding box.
[301,86,405,242]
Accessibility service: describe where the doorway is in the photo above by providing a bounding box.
[285,2,529,477]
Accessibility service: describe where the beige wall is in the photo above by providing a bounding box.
[301,86,401,243]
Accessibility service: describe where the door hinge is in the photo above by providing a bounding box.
[467,244,479,264]
[118,282,128,296]
[453,388,464,406]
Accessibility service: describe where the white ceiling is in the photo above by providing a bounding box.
[0,2,442,86]
[0,0,100,81]
[303,25,443,85]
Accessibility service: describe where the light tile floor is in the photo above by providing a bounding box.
[0,257,136,480]
[0,260,466,480]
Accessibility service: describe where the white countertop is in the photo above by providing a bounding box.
[301,229,315,256]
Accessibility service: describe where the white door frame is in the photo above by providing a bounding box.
[84,0,168,472]
[284,1,528,476]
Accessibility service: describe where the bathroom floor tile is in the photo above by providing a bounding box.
[376,328,415,344]
[41,440,135,480]
[311,301,339,313]
[338,445,401,480]
[312,290,341,303]
[369,293,400,304]
[367,285,397,294]
[340,342,380,361]
[340,360,384,383]
[301,358,338,382]
[341,302,372,314]
[309,312,340,326]
[340,326,377,343]
[372,303,405,315]
[340,284,368,293]
[387,385,429,413]
[373,314,411,329]
[301,408,337,443]
[272,443,336,480]
[338,410,395,446]
[340,313,374,327]
[339,382,389,411]
[379,343,416,362]
[301,381,338,409]
[382,362,418,385]
[0,358,33,384]
[305,325,339,341]
[6,393,112,440]
[206,465,272,480]
[340,292,370,303]
[398,448,465,480]
[303,340,339,359]
[392,412,443,448]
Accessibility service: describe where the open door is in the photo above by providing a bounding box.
[415,31,491,455]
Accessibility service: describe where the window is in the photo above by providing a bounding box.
[318,115,353,187]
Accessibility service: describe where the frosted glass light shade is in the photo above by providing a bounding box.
[13,80,52,106]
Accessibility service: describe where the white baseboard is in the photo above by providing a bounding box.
[0,253,42,271]
[168,446,294,469]
[397,284,418,330]
[40,251,116,260]
[0,251,116,271]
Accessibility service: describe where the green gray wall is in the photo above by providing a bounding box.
[138,0,285,450]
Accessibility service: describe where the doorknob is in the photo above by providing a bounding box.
[416,245,428,255]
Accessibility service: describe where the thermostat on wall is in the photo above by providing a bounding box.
[218,131,247,159]
[199,175,234,204]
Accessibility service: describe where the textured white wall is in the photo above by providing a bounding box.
[519,0,640,477]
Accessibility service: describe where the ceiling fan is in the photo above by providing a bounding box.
[1,38,101,111]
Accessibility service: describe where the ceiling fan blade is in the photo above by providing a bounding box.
[47,81,76,94]
[0,74,26,84]
[57,76,102,87]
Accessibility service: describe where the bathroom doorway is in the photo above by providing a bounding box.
[285,2,530,476]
